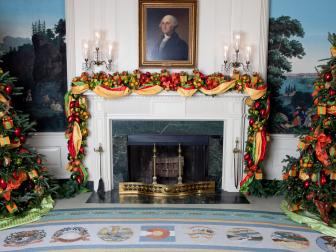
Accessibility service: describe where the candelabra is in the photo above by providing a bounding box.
[82,32,113,72]
[222,34,251,74]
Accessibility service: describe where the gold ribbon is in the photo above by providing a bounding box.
[254,131,262,164]
[0,93,9,104]
[72,122,82,157]
[199,80,236,95]
[71,84,90,94]
[331,46,336,57]
[133,85,163,95]
[245,86,267,100]
[93,86,130,98]
[177,88,197,97]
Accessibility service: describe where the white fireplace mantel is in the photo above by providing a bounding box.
[84,91,248,192]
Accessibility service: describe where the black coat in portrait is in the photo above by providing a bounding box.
[151,32,188,60]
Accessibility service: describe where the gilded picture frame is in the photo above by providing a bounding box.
[139,0,197,68]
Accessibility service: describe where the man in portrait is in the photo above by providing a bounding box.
[151,15,188,60]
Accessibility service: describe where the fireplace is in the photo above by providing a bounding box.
[84,92,247,192]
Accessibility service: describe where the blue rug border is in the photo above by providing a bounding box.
[51,207,284,215]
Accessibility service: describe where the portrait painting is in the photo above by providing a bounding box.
[139,0,197,68]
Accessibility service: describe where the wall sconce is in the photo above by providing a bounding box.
[82,32,113,72]
[222,34,251,73]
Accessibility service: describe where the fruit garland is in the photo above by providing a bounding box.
[64,69,270,194]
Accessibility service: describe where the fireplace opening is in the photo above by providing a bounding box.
[112,120,223,189]
[127,135,209,185]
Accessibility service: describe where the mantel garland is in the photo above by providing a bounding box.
[64,69,271,195]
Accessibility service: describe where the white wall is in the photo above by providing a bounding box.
[28,0,298,182]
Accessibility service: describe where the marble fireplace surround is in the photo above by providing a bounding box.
[84,91,248,192]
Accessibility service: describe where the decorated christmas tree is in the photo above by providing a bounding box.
[0,67,53,218]
[282,33,336,226]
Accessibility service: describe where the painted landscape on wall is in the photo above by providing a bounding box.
[268,0,335,134]
[0,0,67,131]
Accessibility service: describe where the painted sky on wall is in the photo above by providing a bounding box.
[0,0,64,41]
[270,0,336,74]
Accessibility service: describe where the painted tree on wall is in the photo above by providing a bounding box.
[267,16,305,132]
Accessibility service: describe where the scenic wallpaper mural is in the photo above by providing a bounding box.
[268,0,336,134]
[0,0,67,131]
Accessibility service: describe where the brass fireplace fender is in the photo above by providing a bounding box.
[119,181,215,196]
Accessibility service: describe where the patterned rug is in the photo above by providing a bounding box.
[0,207,335,251]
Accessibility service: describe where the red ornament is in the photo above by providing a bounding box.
[0,178,7,190]
[19,135,26,143]
[304,181,310,189]
[244,153,251,161]
[248,159,254,167]
[329,88,336,97]
[320,175,327,186]
[37,157,42,165]
[75,176,83,184]
[14,127,22,137]
[260,109,266,118]
[254,101,261,109]
[324,72,333,82]
[69,101,76,109]
[4,85,13,95]
[249,119,255,126]
[68,115,75,123]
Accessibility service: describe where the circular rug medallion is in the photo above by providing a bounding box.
[4,230,46,247]
[98,226,133,242]
[226,228,263,242]
[316,236,336,252]
[51,226,90,243]
[271,231,309,249]
[187,226,215,240]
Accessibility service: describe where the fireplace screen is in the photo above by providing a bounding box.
[127,135,208,185]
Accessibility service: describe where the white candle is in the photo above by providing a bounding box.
[83,43,89,59]
[246,46,251,62]
[224,45,229,61]
[234,34,240,51]
[94,32,100,48]
[108,44,113,59]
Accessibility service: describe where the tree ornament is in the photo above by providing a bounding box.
[2,116,14,129]
[0,178,7,190]
[14,127,22,137]
[19,135,26,143]
[4,85,13,95]
[16,158,23,165]
[37,157,42,165]
[70,173,77,180]
[249,119,255,126]
[320,175,327,186]
[3,156,11,166]
[304,180,310,189]
[329,88,336,97]
[324,71,333,82]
